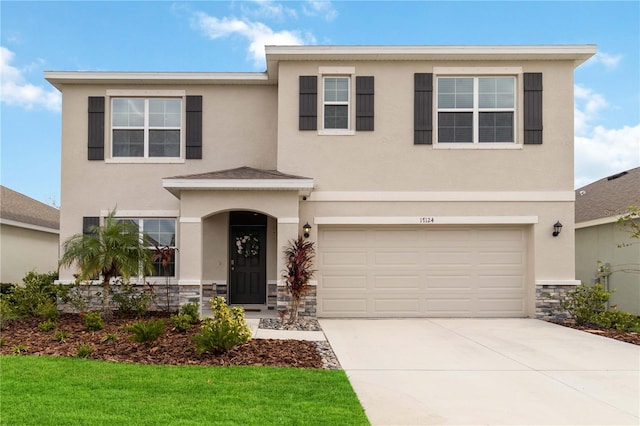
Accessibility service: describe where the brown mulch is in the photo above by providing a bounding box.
[0,313,322,368]
[551,320,640,345]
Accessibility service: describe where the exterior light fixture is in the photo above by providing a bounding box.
[303,222,312,238]
[552,221,563,237]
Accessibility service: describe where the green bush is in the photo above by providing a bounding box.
[594,309,640,332]
[171,314,194,332]
[0,297,19,330]
[179,302,200,323]
[111,280,155,317]
[7,271,58,317]
[101,333,118,343]
[560,283,610,325]
[83,312,104,331]
[53,330,69,342]
[35,300,60,322]
[192,297,251,354]
[38,319,57,332]
[76,343,93,358]
[125,319,166,343]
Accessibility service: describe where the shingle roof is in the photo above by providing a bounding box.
[167,166,311,180]
[575,167,640,224]
[0,186,60,230]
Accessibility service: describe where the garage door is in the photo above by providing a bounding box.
[317,226,528,318]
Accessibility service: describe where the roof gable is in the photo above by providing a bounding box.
[0,186,60,230]
[575,167,640,224]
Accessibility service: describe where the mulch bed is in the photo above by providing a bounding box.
[0,313,323,368]
[550,320,640,345]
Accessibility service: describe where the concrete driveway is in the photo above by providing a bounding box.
[319,318,640,425]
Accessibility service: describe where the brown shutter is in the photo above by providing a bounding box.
[186,96,203,159]
[524,73,543,144]
[83,217,100,235]
[299,76,317,130]
[356,76,374,131]
[414,73,433,144]
[88,97,105,160]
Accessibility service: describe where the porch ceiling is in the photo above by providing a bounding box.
[162,166,314,198]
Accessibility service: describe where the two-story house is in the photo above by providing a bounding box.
[46,45,595,318]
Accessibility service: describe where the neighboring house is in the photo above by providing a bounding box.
[575,167,640,315]
[46,44,595,318]
[0,186,60,284]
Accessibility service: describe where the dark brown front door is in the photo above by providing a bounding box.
[229,212,267,304]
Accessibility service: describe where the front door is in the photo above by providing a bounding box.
[229,211,267,304]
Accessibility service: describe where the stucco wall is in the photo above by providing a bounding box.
[576,223,640,315]
[0,224,59,284]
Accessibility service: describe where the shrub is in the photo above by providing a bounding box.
[192,297,251,354]
[57,281,97,313]
[0,297,19,330]
[170,314,194,332]
[76,343,93,358]
[559,283,610,325]
[179,302,199,323]
[594,309,640,332]
[101,333,118,343]
[111,280,155,317]
[83,312,104,331]
[125,319,166,343]
[7,271,58,317]
[38,319,57,332]
[35,300,60,322]
[53,330,69,342]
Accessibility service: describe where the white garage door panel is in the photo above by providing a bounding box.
[318,226,528,318]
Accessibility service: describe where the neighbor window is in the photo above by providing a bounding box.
[115,218,177,277]
[111,98,181,158]
[437,77,515,143]
[323,76,350,130]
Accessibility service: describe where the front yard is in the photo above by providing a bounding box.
[0,356,369,425]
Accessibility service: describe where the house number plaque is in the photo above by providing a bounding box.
[419,217,435,224]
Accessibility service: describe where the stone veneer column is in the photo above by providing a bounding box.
[535,280,580,320]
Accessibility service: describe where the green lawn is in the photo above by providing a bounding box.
[0,356,369,426]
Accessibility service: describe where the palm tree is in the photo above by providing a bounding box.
[60,210,154,316]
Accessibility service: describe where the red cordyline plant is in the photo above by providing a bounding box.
[282,236,316,324]
[152,244,177,312]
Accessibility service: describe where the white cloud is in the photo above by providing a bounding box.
[192,12,315,67]
[586,51,623,70]
[303,0,338,21]
[574,83,639,187]
[0,46,60,111]
[574,124,640,188]
[241,0,298,20]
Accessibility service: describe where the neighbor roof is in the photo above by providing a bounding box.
[575,167,640,224]
[0,186,60,230]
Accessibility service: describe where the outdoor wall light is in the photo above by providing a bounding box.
[552,221,563,237]
[303,222,312,238]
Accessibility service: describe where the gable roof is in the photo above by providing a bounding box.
[575,167,640,224]
[0,186,60,231]
[169,166,311,181]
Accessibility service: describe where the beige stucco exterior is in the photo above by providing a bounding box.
[47,45,595,317]
[0,223,59,284]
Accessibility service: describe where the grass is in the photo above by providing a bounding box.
[0,356,369,426]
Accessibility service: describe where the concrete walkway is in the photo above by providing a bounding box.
[246,318,326,341]
[319,318,640,425]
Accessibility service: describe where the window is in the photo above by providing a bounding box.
[323,77,350,130]
[437,77,515,143]
[112,98,181,158]
[115,218,177,277]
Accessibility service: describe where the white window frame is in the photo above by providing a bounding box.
[106,90,186,163]
[433,67,523,150]
[319,66,355,136]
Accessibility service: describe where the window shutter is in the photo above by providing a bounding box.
[186,96,203,159]
[524,73,543,144]
[83,217,100,235]
[299,76,317,130]
[87,97,105,160]
[414,73,433,144]
[356,76,374,131]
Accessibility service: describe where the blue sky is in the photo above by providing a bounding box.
[1,0,639,205]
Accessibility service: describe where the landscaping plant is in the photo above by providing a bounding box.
[559,283,610,325]
[38,319,57,332]
[282,236,316,324]
[83,312,104,331]
[152,244,177,311]
[111,279,155,317]
[193,297,251,354]
[59,210,154,317]
[75,343,93,358]
[5,271,58,318]
[125,319,166,343]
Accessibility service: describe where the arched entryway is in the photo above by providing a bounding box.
[228,211,267,304]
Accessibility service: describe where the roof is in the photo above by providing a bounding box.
[0,186,60,231]
[45,44,596,89]
[162,167,314,198]
[575,167,640,224]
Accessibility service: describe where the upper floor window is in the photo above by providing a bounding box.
[112,98,181,158]
[437,77,515,143]
[323,76,350,130]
